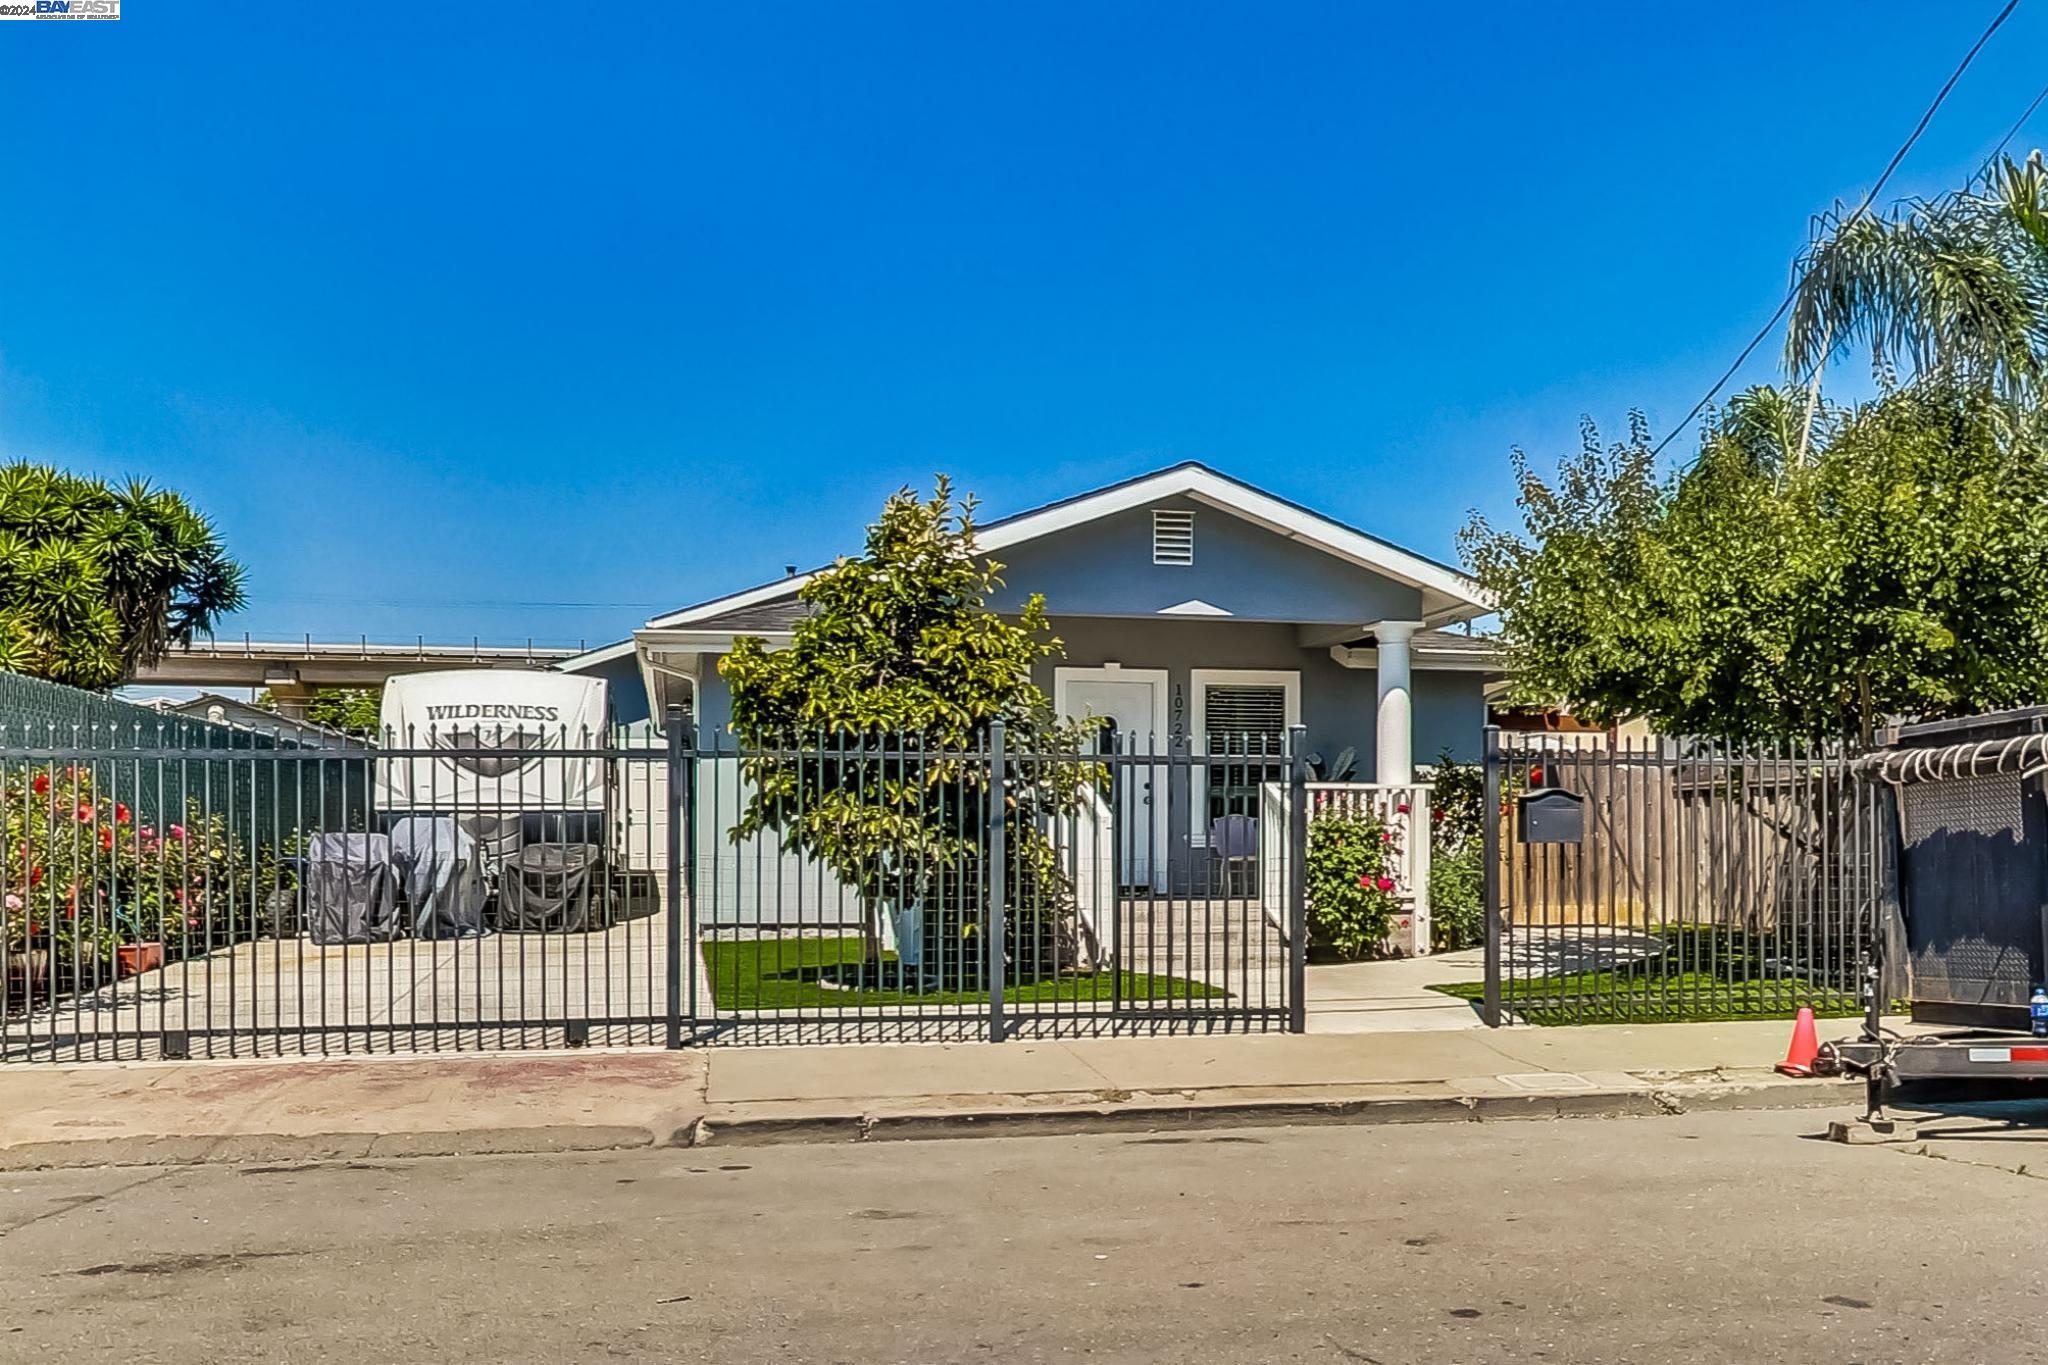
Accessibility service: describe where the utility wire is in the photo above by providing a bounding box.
[1650,0,2025,459]
[1982,75,2048,172]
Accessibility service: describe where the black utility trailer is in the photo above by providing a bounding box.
[1822,707,2048,1116]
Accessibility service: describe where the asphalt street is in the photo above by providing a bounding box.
[4,1104,2048,1363]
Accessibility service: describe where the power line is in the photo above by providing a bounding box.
[1650,0,2025,459]
[257,593,668,611]
[1984,75,2048,170]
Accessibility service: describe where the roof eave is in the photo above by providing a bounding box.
[646,462,1491,629]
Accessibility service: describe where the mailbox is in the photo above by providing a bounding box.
[1516,788,1585,844]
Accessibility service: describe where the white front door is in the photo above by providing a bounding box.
[1059,675,1160,887]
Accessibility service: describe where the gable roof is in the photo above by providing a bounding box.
[649,462,1490,631]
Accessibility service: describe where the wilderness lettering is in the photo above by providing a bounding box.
[421,704,562,722]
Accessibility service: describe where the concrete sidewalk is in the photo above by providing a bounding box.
[0,1019,1859,1168]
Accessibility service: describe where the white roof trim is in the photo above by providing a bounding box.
[1158,598,1233,617]
[648,464,1491,629]
[636,627,795,656]
[555,638,637,672]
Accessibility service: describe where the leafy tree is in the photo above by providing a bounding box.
[0,464,245,690]
[721,480,1099,981]
[1787,153,2048,398]
[1462,385,2048,743]
[256,686,383,732]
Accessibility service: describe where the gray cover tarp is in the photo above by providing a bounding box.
[498,843,602,932]
[388,817,489,939]
[303,833,402,945]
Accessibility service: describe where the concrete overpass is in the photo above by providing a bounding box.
[133,637,583,715]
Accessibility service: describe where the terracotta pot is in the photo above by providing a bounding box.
[116,941,164,978]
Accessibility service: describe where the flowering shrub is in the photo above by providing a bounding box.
[1415,750,1525,952]
[2,763,273,972]
[1303,805,1400,960]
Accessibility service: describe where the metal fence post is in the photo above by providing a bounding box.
[988,720,1008,1043]
[665,704,688,1049]
[1287,724,1308,1034]
[1481,724,1503,1028]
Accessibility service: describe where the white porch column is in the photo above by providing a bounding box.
[1372,621,1423,786]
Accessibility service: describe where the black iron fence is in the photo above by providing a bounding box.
[0,709,1306,1060]
[685,723,1303,1044]
[1481,729,1889,1026]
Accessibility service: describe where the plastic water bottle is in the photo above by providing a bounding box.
[2031,985,2048,1039]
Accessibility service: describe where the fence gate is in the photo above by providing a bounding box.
[0,712,1305,1061]
[0,721,673,1063]
[672,716,1305,1045]
[1480,728,1888,1026]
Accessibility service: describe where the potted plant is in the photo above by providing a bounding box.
[114,910,164,978]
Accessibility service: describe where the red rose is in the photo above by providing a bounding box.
[1356,873,1373,889]
[1375,876,1395,893]
[1395,802,1410,814]
[28,866,44,886]
[114,803,130,825]
[75,803,94,823]
[100,826,115,851]
[31,772,49,796]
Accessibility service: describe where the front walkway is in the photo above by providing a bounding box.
[1306,948,1489,1032]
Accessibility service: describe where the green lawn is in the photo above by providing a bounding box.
[1429,971,1866,1026]
[703,934,1225,1011]
[1428,927,1872,1025]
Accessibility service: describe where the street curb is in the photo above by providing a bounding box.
[687,1076,1864,1147]
[0,1077,1864,1169]
[0,1125,663,1172]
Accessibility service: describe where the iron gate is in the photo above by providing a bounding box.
[1481,728,1889,1026]
[0,710,1306,1060]
[677,715,1304,1045]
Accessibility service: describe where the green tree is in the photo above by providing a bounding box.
[1462,385,2048,743]
[721,479,1099,981]
[0,464,245,690]
[256,687,383,732]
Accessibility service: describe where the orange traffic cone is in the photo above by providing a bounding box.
[1775,1007,1819,1077]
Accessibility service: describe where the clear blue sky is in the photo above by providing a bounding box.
[3,2,2045,650]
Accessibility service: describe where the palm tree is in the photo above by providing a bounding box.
[0,464,246,689]
[1785,154,2048,397]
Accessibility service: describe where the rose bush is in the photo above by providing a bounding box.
[3,763,274,972]
[1303,804,1400,960]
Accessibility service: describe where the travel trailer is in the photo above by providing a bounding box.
[374,670,612,859]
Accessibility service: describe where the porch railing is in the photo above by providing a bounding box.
[1259,781,1434,954]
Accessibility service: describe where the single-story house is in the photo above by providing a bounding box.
[136,692,363,749]
[563,463,1498,899]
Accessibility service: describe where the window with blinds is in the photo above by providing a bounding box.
[1203,684,1287,751]
[1203,682,1287,824]
[1153,509,1194,565]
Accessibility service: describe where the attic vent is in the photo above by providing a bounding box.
[1153,510,1194,565]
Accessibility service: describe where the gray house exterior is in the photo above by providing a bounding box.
[565,463,1495,897]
